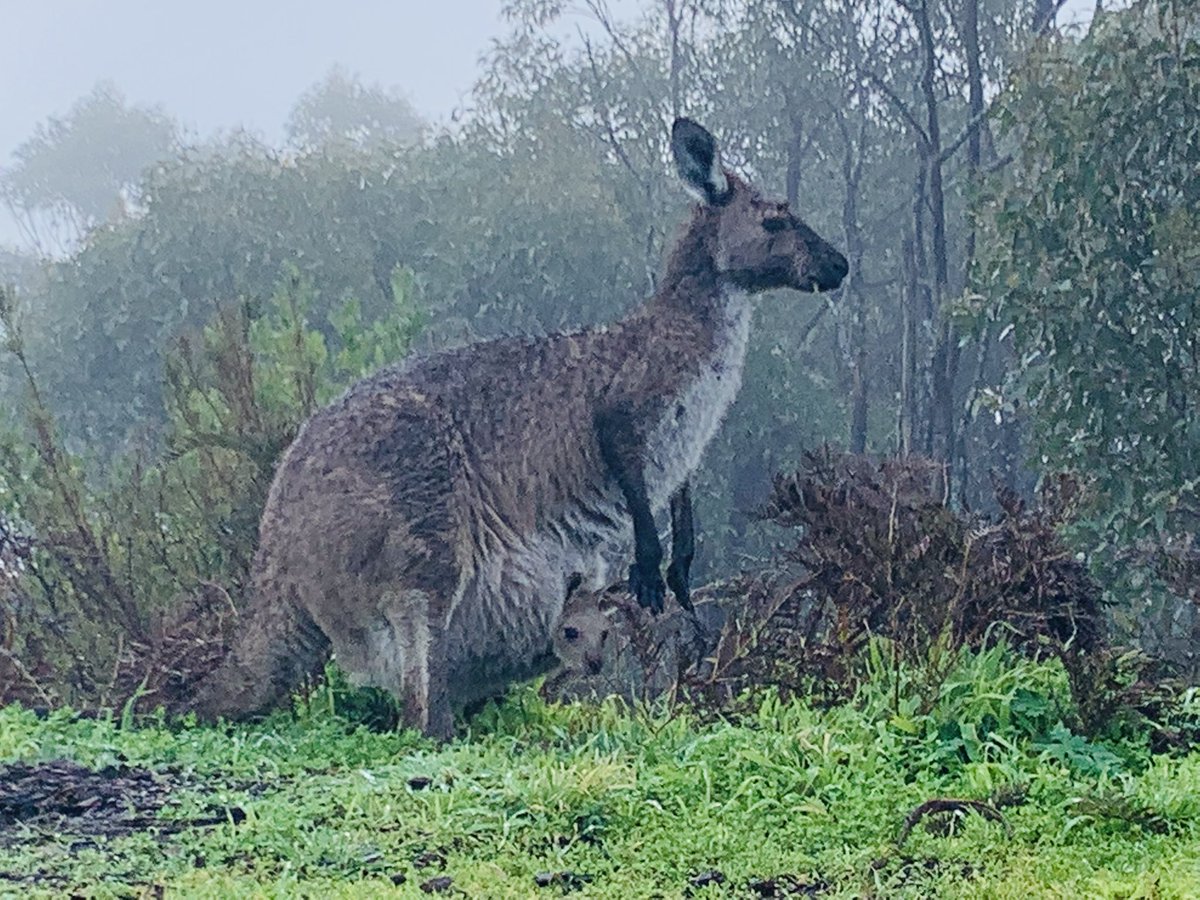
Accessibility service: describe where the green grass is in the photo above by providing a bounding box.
[2,645,1199,898]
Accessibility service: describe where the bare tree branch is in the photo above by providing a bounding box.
[938,104,991,165]
[779,0,929,145]
[579,32,660,291]
[582,0,653,95]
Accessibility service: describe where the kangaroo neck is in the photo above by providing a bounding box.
[612,211,752,405]
[620,208,741,333]
[647,209,726,319]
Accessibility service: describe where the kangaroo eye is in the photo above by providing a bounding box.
[563,627,581,642]
[763,216,789,233]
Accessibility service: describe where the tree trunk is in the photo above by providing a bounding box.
[914,0,954,493]
[839,113,868,454]
[953,0,985,502]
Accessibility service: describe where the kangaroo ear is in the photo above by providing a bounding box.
[671,118,729,204]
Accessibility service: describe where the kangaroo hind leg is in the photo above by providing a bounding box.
[370,585,454,740]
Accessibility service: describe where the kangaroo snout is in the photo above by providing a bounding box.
[792,240,849,292]
[802,244,849,293]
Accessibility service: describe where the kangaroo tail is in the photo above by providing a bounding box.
[188,588,330,721]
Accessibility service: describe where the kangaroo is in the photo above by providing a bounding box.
[550,578,616,679]
[189,118,847,738]
[458,580,615,716]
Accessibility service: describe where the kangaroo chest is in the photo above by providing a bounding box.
[643,290,752,509]
[467,293,751,605]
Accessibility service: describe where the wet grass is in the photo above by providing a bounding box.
[1,645,1199,898]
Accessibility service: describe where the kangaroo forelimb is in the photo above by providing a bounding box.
[666,480,694,611]
[595,407,666,614]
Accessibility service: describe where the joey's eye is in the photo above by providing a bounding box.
[763,216,789,233]
[563,627,581,643]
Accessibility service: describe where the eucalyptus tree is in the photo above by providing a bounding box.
[0,82,178,256]
[285,66,425,151]
[976,0,1200,609]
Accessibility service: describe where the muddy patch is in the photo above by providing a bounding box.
[0,759,244,885]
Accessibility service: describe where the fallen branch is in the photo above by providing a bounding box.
[897,797,1011,846]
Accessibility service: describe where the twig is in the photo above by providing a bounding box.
[0,644,55,707]
[779,0,928,144]
[897,797,1011,846]
[797,300,832,347]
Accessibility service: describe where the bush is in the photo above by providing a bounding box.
[0,271,422,708]
[682,452,1107,717]
[554,451,1165,739]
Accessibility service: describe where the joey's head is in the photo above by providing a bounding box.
[553,594,614,677]
[671,118,848,294]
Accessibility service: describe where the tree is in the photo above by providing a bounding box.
[3,123,642,451]
[286,67,424,151]
[0,82,177,254]
[976,0,1200,590]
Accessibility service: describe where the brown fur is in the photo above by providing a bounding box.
[551,586,615,679]
[188,119,846,738]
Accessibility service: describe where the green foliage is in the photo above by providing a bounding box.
[286,65,425,151]
[323,268,426,396]
[1037,723,1125,777]
[2,646,1199,896]
[975,0,1200,593]
[0,273,421,704]
[9,126,642,454]
[128,265,421,599]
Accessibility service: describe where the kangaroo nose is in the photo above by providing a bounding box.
[832,252,849,282]
[819,249,849,291]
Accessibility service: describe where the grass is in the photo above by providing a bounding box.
[2,644,1199,898]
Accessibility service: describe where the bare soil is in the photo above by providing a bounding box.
[0,759,244,885]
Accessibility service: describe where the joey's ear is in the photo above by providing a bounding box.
[671,118,729,205]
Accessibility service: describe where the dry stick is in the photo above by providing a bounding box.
[886,481,902,714]
[0,644,55,707]
[582,0,652,92]
[3,290,144,643]
[896,798,1011,846]
[100,631,127,710]
[797,301,832,348]
[31,383,143,639]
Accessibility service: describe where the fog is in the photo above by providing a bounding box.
[1,0,1097,249]
[0,1,501,246]
[2,1,677,249]
[4,0,1194,683]
[5,4,1200,889]
[3,0,501,137]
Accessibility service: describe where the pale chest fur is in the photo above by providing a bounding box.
[644,289,752,509]
[454,291,753,616]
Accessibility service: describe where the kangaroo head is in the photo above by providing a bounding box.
[671,118,848,294]
[554,592,614,676]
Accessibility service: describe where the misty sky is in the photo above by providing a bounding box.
[0,0,533,245]
[3,0,1096,249]
[2,0,505,151]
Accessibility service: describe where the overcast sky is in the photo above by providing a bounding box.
[0,0,532,246]
[2,0,1097,249]
[2,1,506,151]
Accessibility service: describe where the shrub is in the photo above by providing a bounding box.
[0,270,422,708]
